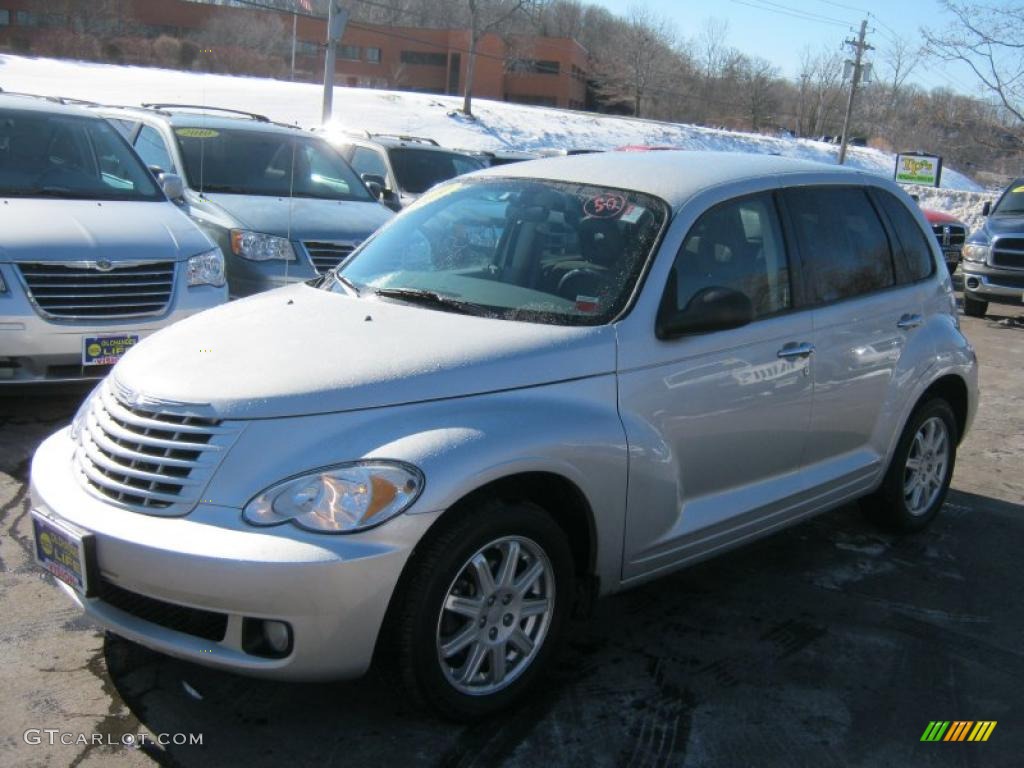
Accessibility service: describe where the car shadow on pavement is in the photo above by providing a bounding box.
[98,488,1024,768]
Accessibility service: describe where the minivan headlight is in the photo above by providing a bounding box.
[230,230,296,262]
[187,248,226,287]
[69,384,100,443]
[243,461,424,533]
[962,243,990,263]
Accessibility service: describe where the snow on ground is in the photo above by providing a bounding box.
[2,54,987,209]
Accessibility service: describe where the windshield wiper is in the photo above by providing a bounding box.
[332,271,361,296]
[373,287,485,316]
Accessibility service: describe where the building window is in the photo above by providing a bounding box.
[507,59,561,76]
[506,94,557,107]
[338,44,361,61]
[400,50,447,67]
[365,47,381,63]
[15,11,37,26]
[0,10,10,26]
[296,40,319,55]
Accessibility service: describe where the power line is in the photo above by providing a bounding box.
[727,0,852,29]
[811,0,869,14]
[748,0,855,27]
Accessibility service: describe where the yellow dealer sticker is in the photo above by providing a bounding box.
[1012,185,1024,193]
[175,127,220,138]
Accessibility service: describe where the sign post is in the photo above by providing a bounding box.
[894,152,943,188]
[322,1,349,123]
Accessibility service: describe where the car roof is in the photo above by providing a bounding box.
[476,150,867,208]
[0,93,102,118]
[93,105,304,135]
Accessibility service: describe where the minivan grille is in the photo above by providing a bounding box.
[930,223,966,249]
[992,237,1024,269]
[304,241,355,274]
[73,381,238,515]
[16,261,175,319]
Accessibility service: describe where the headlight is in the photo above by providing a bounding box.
[0,268,7,293]
[230,230,296,262]
[187,248,226,287]
[243,461,424,533]
[962,243,990,263]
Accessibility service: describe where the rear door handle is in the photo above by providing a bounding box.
[777,342,815,359]
[897,313,923,330]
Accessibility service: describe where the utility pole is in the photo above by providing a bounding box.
[322,1,349,123]
[837,18,872,165]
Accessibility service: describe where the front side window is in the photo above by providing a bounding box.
[387,148,484,194]
[335,179,669,326]
[350,146,389,180]
[134,125,174,173]
[664,193,791,320]
[786,187,895,303]
[0,108,162,201]
[175,128,372,201]
[872,190,935,283]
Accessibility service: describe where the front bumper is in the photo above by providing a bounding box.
[30,428,439,681]
[0,262,226,384]
[961,263,1024,306]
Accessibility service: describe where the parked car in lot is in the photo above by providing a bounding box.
[323,132,485,211]
[93,104,393,298]
[961,178,1024,317]
[920,207,967,274]
[0,94,226,383]
[30,152,976,719]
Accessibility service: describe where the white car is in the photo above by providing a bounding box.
[0,94,226,383]
[31,151,976,719]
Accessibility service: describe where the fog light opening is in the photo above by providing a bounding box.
[241,618,293,659]
[966,278,980,290]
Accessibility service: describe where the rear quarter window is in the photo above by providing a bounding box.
[871,189,936,283]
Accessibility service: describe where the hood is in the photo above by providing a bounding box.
[112,283,616,419]
[197,193,393,241]
[984,213,1024,236]
[0,199,211,262]
[921,208,963,225]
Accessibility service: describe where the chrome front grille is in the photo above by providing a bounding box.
[303,241,355,274]
[992,237,1024,269]
[930,223,966,249]
[16,261,175,319]
[73,382,238,515]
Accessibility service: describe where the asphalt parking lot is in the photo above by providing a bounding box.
[1,292,1022,768]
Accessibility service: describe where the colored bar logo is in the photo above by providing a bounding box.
[921,721,997,742]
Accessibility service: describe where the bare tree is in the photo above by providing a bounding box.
[462,0,545,115]
[923,1,1024,123]
[740,56,779,131]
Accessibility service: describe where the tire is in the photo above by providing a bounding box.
[945,261,958,275]
[963,294,988,318]
[864,398,958,532]
[379,499,574,720]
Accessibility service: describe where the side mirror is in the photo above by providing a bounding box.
[909,193,920,203]
[982,201,991,216]
[656,286,754,340]
[361,173,388,195]
[158,172,184,201]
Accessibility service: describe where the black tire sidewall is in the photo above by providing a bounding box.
[880,399,958,531]
[403,502,574,719]
[963,294,988,317]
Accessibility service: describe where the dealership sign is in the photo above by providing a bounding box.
[895,152,943,187]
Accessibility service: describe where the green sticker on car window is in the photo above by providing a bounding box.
[175,128,220,139]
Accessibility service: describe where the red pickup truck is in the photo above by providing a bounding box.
[921,208,967,274]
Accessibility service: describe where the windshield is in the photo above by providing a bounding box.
[0,107,162,201]
[176,127,372,201]
[388,147,484,194]
[334,179,669,326]
[993,181,1024,215]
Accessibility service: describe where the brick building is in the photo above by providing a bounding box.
[0,0,589,109]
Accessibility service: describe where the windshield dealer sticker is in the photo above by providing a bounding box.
[1013,185,1024,194]
[175,128,220,139]
[575,295,600,313]
[583,193,626,219]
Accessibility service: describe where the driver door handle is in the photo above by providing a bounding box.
[777,342,815,359]
[897,313,923,330]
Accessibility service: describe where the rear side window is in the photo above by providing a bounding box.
[872,190,935,283]
[350,146,389,179]
[786,187,895,303]
[667,193,791,319]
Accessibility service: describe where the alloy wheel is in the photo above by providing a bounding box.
[903,416,950,516]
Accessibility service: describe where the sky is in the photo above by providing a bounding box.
[589,0,981,95]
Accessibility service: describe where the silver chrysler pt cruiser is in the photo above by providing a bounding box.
[31,152,977,719]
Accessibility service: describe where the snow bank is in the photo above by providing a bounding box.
[0,54,984,204]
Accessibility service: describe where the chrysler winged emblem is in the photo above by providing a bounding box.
[95,259,114,272]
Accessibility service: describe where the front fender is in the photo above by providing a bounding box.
[203,375,628,592]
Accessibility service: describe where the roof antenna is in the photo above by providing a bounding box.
[285,135,297,286]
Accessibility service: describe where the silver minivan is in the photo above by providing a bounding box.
[0,95,226,383]
[30,152,977,718]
